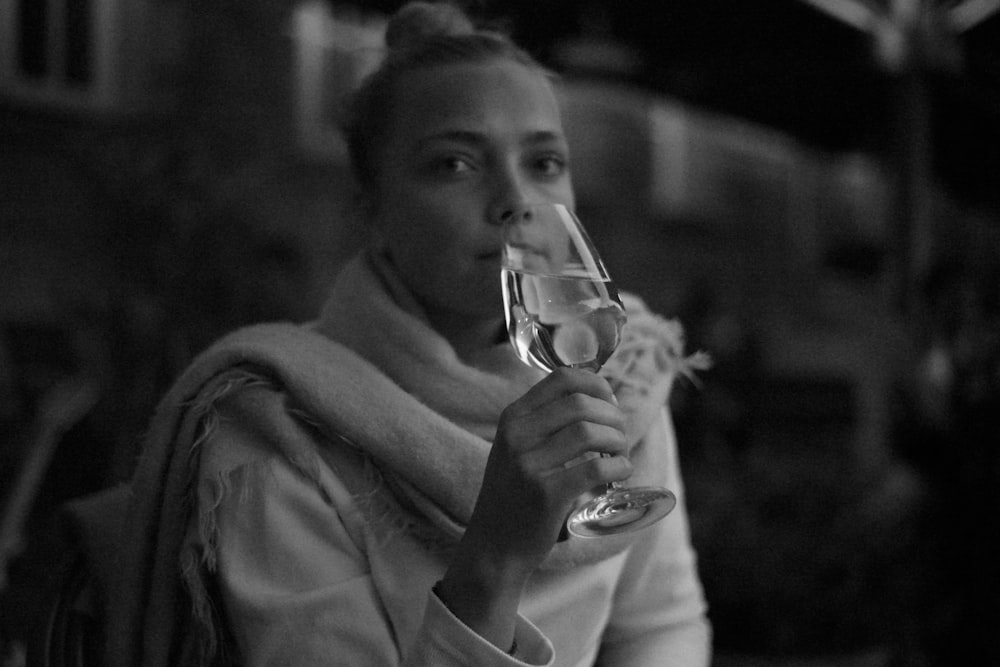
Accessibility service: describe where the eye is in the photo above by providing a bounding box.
[435,154,474,175]
[532,153,568,179]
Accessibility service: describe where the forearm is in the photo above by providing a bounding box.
[405,590,554,667]
[435,525,534,654]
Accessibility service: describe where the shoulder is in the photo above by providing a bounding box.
[195,376,373,549]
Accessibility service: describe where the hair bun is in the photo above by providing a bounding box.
[385,2,475,50]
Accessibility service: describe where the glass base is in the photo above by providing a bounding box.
[566,486,676,538]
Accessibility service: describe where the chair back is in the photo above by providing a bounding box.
[28,485,129,667]
[33,553,101,667]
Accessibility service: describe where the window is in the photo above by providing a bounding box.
[291,1,386,161]
[11,0,92,85]
[0,0,167,113]
[16,0,49,79]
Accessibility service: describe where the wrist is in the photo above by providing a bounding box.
[438,553,524,615]
[437,547,528,652]
[432,581,519,656]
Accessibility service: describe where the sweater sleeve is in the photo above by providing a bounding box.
[197,391,553,666]
[596,408,713,666]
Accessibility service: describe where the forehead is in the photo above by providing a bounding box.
[385,60,564,148]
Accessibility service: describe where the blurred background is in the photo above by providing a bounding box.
[1,0,998,665]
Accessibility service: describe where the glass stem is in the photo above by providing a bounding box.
[598,452,622,490]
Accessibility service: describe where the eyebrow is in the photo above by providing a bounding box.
[414,129,567,151]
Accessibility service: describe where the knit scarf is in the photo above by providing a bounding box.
[106,250,706,666]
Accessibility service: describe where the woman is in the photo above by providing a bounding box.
[108,2,711,665]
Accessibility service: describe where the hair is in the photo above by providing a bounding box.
[342,1,548,193]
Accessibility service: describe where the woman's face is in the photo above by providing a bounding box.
[367,59,574,321]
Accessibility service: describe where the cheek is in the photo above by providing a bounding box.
[370,186,489,293]
[374,197,434,253]
[378,214,453,286]
[386,219,457,269]
[381,199,471,258]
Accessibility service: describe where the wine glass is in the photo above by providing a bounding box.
[500,202,676,538]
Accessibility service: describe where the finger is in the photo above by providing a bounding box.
[527,421,629,473]
[532,390,625,436]
[499,392,625,464]
[516,367,618,412]
[548,451,634,498]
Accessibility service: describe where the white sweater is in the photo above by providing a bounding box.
[197,392,711,667]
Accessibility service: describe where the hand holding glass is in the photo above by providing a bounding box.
[501,203,676,538]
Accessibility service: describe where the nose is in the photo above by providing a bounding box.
[487,164,534,226]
